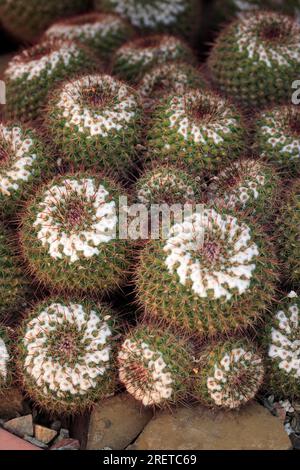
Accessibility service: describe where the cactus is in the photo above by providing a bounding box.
[16,298,119,414]
[193,338,265,409]
[207,158,280,224]
[137,61,206,106]
[0,327,11,393]
[95,0,201,41]
[0,123,53,218]
[0,0,90,42]
[136,206,277,338]
[46,74,142,175]
[277,179,300,285]
[135,164,199,208]
[0,224,31,322]
[112,35,196,83]
[4,39,98,123]
[214,1,300,22]
[255,105,300,174]
[118,324,193,407]
[44,13,134,62]
[208,12,300,109]
[147,89,246,174]
[263,291,300,399]
[20,173,131,295]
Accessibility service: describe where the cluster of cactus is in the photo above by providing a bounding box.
[112,34,196,83]
[0,0,90,42]
[19,172,131,295]
[16,298,119,414]
[46,73,143,175]
[44,12,135,62]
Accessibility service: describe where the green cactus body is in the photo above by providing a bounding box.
[0,0,89,42]
[136,164,199,208]
[4,40,99,123]
[147,89,246,174]
[255,106,300,174]
[137,61,206,106]
[118,325,193,407]
[112,35,196,83]
[264,292,300,399]
[20,173,130,295]
[194,339,265,409]
[0,123,53,218]
[46,74,142,175]
[95,0,201,41]
[44,13,135,62]
[208,12,300,109]
[0,225,31,322]
[0,327,11,393]
[207,159,280,224]
[17,298,118,414]
[136,207,277,338]
[277,180,300,285]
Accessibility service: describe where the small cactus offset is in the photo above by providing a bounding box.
[255,105,300,174]
[277,179,300,285]
[137,61,206,105]
[20,173,131,295]
[112,35,196,83]
[44,13,135,62]
[136,207,277,338]
[0,123,53,218]
[208,12,300,109]
[95,0,201,41]
[0,225,31,322]
[118,324,193,407]
[4,39,99,123]
[207,159,280,224]
[263,291,300,399]
[147,89,246,174]
[194,339,265,409]
[0,327,11,393]
[46,74,143,175]
[16,298,119,414]
[135,164,199,208]
[0,0,90,42]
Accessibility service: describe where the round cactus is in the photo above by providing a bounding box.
[16,298,119,413]
[95,0,200,40]
[20,173,130,295]
[112,34,196,83]
[4,39,98,123]
[118,324,193,407]
[136,164,199,208]
[0,123,53,218]
[264,291,300,399]
[277,179,300,285]
[0,0,89,42]
[255,105,300,174]
[0,225,31,322]
[147,89,246,174]
[137,61,206,106]
[136,207,277,338]
[214,0,300,22]
[208,12,300,109]
[194,338,265,409]
[44,13,134,62]
[46,74,142,175]
[207,158,280,224]
[0,327,11,393]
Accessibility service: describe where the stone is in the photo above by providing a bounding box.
[86,393,153,450]
[55,428,69,442]
[50,421,61,432]
[0,429,41,451]
[4,415,33,438]
[24,436,48,449]
[50,438,80,450]
[0,387,24,420]
[129,402,292,450]
[35,425,57,444]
